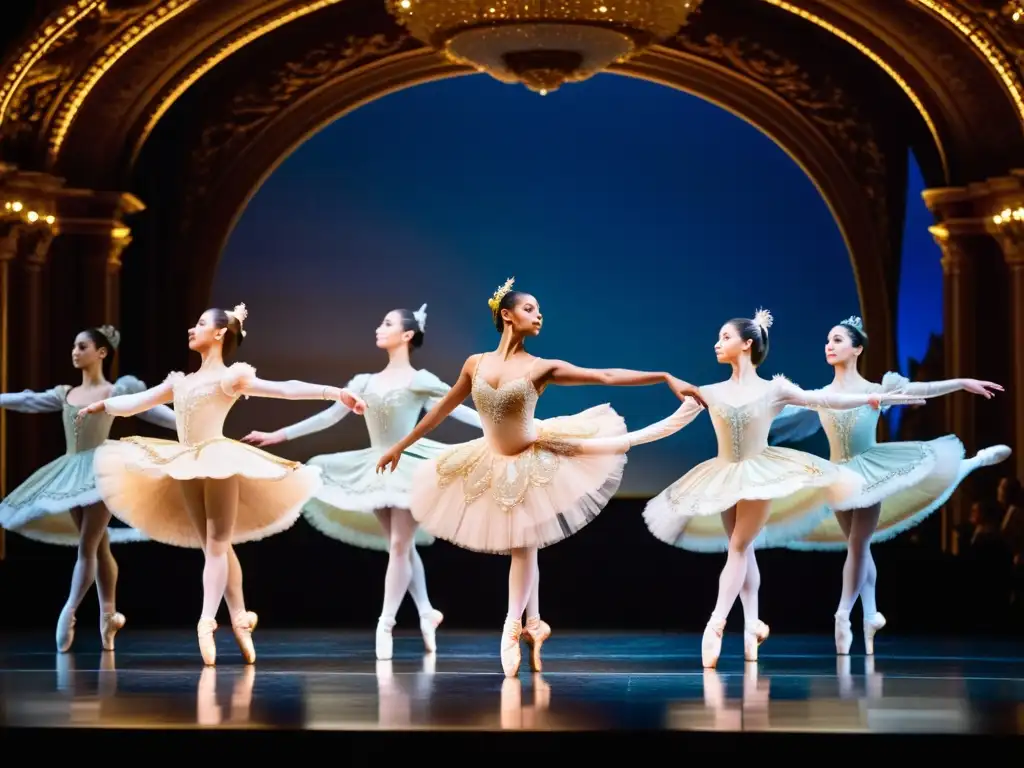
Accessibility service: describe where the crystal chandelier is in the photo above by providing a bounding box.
[386,1,704,94]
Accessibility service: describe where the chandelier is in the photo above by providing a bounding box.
[386,1,704,94]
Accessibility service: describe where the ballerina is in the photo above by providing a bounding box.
[376,278,707,677]
[241,304,482,660]
[641,309,926,669]
[0,325,177,652]
[76,304,367,666]
[766,315,1009,654]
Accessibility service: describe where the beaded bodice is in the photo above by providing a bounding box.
[60,393,116,455]
[470,357,540,456]
[169,373,238,446]
[704,385,777,462]
[362,385,434,447]
[819,400,881,463]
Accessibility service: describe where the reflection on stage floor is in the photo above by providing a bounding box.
[1,630,1022,736]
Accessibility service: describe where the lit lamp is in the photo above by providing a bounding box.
[992,205,1024,232]
[385,0,704,94]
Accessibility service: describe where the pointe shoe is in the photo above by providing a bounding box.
[56,607,76,653]
[100,612,126,651]
[701,616,726,669]
[500,618,523,678]
[376,617,396,661]
[197,617,218,666]
[419,609,443,654]
[864,612,886,655]
[743,620,770,662]
[977,444,1012,467]
[834,611,853,655]
[231,611,258,664]
[522,618,551,672]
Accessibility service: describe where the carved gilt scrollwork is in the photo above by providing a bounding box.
[0,0,158,163]
[669,30,888,233]
[181,31,410,228]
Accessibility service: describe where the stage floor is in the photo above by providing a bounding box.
[2,629,1022,749]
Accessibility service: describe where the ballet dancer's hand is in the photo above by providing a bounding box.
[961,379,1003,399]
[376,447,402,474]
[75,400,106,425]
[241,429,286,447]
[668,376,707,409]
[339,388,367,415]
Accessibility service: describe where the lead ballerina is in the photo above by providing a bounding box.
[77,304,367,666]
[768,315,1010,654]
[376,278,707,677]
[641,310,926,669]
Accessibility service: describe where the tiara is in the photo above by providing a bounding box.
[841,315,863,330]
[227,303,248,337]
[413,303,427,332]
[96,324,120,350]
[753,308,774,332]
[487,277,515,316]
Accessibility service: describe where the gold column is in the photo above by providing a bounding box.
[990,207,1024,479]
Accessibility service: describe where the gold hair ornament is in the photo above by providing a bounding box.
[488,277,515,317]
[96,324,121,350]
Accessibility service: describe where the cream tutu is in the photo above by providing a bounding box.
[408,354,704,555]
[411,404,627,553]
[643,376,864,552]
[0,377,177,545]
[93,365,322,548]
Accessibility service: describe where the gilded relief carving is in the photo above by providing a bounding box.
[669,30,888,231]
[0,0,158,161]
[181,31,410,226]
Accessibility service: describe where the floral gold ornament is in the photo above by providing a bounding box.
[385,0,704,94]
[488,277,516,316]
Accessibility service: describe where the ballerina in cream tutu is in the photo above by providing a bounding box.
[0,325,177,652]
[641,309,926,669]
[77,304,367,666]
[242,303,482,660]
[376,278,707,677]
[767,315,1009,654]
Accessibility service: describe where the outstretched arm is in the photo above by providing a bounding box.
[426,397,482,429]
[881,372,1003,400]
[93,380,175,419]
[534,359,706,407]
[222,364,365,413]
[775,378,924,411]
[0,388,64,414]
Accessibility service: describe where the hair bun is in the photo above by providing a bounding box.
[96,324,120,350]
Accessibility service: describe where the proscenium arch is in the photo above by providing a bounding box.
[162,46,895,380]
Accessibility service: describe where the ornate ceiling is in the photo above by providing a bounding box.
[1,0,1022,377]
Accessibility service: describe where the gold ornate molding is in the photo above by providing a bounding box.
[910,0,1024,128]
[131,0,347,165]
[760,0,949,179]
[47,0,199,164]
[180,31,411,228]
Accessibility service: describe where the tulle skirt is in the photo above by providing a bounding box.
[643,446,863,552]
[299,439,451,551]
[410,405,627,554]
[0,450,146,546]
[788,436,965,551]
[93,436,321,548]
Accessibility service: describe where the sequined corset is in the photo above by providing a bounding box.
[820,405,880,463]
[708,392,774,462]
[61,401,115,455]
[361,387,428,447]
[172,376,237,446]
[471,366,539,456]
